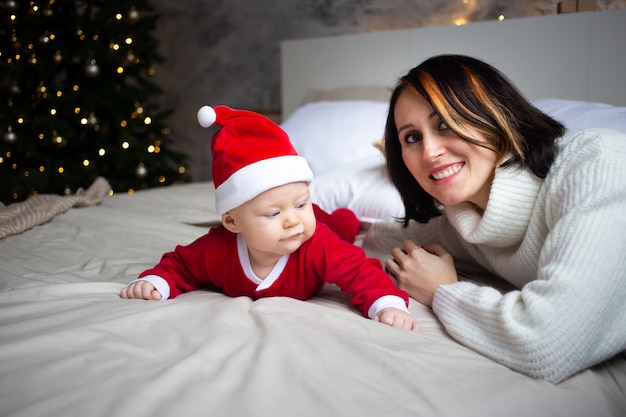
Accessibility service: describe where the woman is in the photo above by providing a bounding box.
[362,54,626,383]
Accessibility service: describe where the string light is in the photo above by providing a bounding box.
[453,0,476,26]
[2,2,189,203]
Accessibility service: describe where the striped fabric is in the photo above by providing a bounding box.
[0,177,110,240]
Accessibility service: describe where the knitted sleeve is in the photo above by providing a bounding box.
[434,128,626,383]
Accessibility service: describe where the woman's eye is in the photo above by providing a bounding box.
[438,120,450,131]
[404,132,422,144]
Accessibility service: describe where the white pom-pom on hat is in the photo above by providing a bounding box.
[197,105,217,128]
[200,104,313,214]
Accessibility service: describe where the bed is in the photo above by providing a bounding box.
[2,9,626,417]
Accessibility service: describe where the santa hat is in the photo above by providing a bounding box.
[197,105,313,214]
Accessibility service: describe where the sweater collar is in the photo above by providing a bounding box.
[444,165,543,247]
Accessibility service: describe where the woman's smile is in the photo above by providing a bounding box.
[430,162,464,181]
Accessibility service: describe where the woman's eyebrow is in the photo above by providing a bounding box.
[397,111,437,133]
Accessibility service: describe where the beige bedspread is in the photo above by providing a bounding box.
[1,182,624,417]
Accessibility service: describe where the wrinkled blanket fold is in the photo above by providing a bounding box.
[0,177,110,240]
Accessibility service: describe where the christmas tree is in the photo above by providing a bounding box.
[0,0,190,205]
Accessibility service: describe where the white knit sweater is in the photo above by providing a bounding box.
[362,128,626,383]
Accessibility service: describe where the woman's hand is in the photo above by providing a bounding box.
[385,240,457,308]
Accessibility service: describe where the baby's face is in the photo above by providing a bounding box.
[227,182,316,263]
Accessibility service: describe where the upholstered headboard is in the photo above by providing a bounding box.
[281,9,626,118]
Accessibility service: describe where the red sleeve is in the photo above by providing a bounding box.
[302,224,409,316]
[139,226,235,298]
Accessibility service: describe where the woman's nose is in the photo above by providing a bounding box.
[422,134,445,160]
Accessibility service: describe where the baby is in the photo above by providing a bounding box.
[121,105,419,331]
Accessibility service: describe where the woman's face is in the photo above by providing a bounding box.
[394,89,497,210]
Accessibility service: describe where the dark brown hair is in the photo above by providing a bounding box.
[385,54,566,224]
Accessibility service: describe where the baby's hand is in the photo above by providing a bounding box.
[120,280,162,300]
[374,307,420,332]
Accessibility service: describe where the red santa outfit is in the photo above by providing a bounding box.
[139,222,407,318]
[133,105,409,318]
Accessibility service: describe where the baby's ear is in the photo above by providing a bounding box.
[221,212,239,233]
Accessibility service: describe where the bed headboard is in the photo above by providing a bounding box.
[281,9,626,118]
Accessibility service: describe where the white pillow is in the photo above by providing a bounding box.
[280,100,389,175]
[532,98,626,133]
[309,154,404,224]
